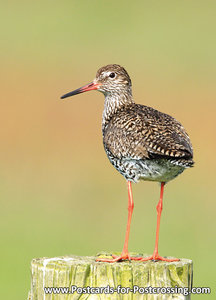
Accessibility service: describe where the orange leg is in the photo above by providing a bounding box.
[140,182,179,262]
[96,181,141,262]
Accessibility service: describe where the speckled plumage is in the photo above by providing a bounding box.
[96,65,194,183]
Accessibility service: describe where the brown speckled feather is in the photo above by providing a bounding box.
[103,104,193,165]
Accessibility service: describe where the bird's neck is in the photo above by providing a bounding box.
[102,89,134,131]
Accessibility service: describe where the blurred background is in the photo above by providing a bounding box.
[1,1,216,299]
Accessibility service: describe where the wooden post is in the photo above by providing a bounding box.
[28,253,193,300]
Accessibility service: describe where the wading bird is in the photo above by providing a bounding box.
[61,64,194,262]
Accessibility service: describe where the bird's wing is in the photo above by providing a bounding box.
[103,105,193,161]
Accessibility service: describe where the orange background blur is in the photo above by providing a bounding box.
[1,1,216,299]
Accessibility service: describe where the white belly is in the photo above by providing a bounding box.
[137,159,185,183]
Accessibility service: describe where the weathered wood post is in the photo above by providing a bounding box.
[28,253,193,300]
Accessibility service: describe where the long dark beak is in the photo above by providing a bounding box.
[61,81,100,99]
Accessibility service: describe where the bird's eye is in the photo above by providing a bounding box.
[109,72,116,79]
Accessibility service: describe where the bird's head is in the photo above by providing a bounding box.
[61,64,132,99]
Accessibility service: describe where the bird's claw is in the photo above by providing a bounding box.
[139,254,180,262]
[96,252,180,263]
[96,253,143,263]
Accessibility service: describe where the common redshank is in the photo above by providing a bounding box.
[61,64,194,263]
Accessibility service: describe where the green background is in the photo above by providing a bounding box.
[1,1,215,299]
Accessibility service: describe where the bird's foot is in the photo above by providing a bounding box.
[96,252,179,263]
[96,252,142,263]
[139,252,180,262]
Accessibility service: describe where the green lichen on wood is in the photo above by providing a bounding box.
[28,253,193,300]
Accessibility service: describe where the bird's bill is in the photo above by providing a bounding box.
[61,81,100,99]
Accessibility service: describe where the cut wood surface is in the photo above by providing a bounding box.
[28,253,193,300]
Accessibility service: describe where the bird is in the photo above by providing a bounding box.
[61,64,194,263]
